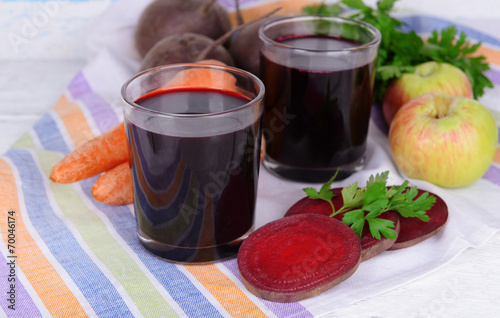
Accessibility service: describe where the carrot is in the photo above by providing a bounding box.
[91,162,133,205]
[50,122,129,183]
[159,59,238,92]
[196,59,226,66]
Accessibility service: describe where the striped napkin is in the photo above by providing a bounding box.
[1,0,499,317]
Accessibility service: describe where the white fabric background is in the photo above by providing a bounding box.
[1,0,499,317]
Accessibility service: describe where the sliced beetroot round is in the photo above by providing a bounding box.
[285,188,400,262]
[389,189,448,250]
[238,214,361,303]
[285,188,344,217]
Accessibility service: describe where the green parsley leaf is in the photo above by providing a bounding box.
[303,2,343,16]
[303,171,436,240]
[366,171,389,187]
[303,170,339,213]
[377,0,398,12]
[342,209,366,238]
[389,187,435,221]
[319,171,338,198]
[303,187,321,199]
[367,217,397,240]
[364,198,389,218]
[340,182,364,210]
[365,178,388,204]
[342,0,371,11]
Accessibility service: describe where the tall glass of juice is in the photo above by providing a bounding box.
[121,63,264,263]
[259,16,381,182]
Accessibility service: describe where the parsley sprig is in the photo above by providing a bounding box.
[303,171,436,239]
[303,0,493,102]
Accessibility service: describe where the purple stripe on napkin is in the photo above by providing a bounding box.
[486,69,500,86]
[483,165,500,187]
[66,72,91,98]
[67,72,120,133]
[0,253,42,317]
[223,258,314,318]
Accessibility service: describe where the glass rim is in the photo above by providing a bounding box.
[258,15,382,53]
[121,63,265,120]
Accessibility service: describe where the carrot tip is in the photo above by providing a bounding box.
[91,162,133,205]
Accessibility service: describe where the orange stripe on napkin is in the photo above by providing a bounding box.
[475,45,500,66]
[228,0,319,26]
[185,264,268,317]
[0,159,88,318]
[53,94,95,148]
[494,147,500,164]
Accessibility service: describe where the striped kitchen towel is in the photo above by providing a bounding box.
[1,0,499,317]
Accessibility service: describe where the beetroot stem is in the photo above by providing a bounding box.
[197,7,282,61]
[235,0,244,25]
[329,204,350,218]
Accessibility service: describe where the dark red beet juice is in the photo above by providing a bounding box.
[126,88,261,263]
[261,35,374,182]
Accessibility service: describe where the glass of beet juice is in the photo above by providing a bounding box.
[121,63,264,263]
[259,16,381,182]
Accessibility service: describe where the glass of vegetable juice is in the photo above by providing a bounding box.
[121,63,265,263]
[259,16,381,182]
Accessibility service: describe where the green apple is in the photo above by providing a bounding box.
[383,61,473,125]
[389,93,498,188]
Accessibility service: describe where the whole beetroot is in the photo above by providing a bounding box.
[139,8,282,71]
[134,0,232,57]
[229,15,283,77]
[140,33,234,71]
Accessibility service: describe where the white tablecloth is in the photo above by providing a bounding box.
[0,1,499,317]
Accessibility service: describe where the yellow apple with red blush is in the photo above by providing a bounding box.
[383,61,473,125]
[389,93,498,188]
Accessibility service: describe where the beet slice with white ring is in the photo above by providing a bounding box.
[237,214,361,303]
[389,189,448,250]
[285,188,400,261]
